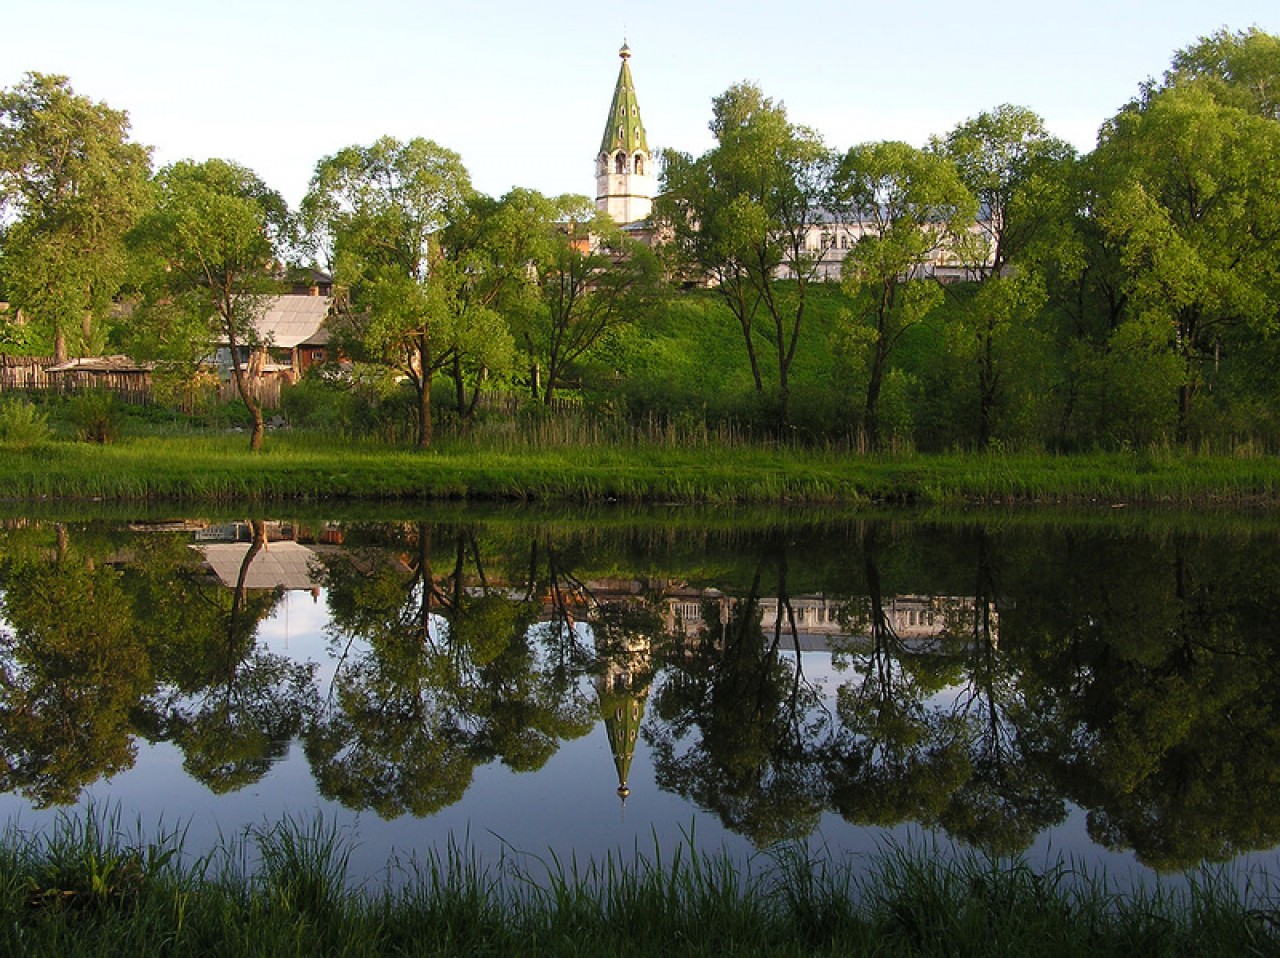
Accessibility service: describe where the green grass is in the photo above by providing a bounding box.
[0,809,1275,957]
[4,429,1280,506]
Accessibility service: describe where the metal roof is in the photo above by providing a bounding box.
[252,295,332,349]
[46,355,154,373]
[599,43,649,157]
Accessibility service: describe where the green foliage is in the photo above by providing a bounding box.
[304,135,476,448]
[657,82,835,427]
[0,73,152,361]
[280,374,360,430]
[831,141,975,448]
[0,813,1273,957]
[148,364,218,416]
[65,390,122,443]
[1091,81,1280,442]
[512,193,662,405]
[0,396,50,447]
[130,158,289,451]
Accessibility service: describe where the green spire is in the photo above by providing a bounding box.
[600,686,646,800]
[599,42,649,157]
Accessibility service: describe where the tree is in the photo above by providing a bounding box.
[131,159,289,450]
[0,73,151,361]
[658,83,834,428]
[140,521,316,793]
[435,189,546,419]
[1160,27,1280,119]
[932,106,1073,447]
[303,137,473,448]
[831,142,975,448]
[519,195,659,404]
[824,527,969,833]
[1091,83,1280,441]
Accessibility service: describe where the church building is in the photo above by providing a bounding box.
[594,44,986,280]
[595,43,656,236]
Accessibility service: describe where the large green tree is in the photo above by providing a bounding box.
[931,106,1073,447]
[658,83,834,428]
[433,189,548,418]
[518,194,659,404]
[303,137,476,448]
[1091,83,1280,441]
[831,141,976,448]
[0,73,151,361]
[131,159,290,450]
[1160,27,1280,118]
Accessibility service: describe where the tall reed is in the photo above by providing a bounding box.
[0,809,1275,956]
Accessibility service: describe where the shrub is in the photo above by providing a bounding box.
[281,376,360,431]
[66,390,123,444]
[0,397,51,447]
[151,366,219,416]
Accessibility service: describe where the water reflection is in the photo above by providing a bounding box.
[1,515,1279,874]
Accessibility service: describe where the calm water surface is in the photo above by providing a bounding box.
[1,509,1278,888]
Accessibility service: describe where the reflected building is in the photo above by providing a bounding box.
[190,521,327,594]
[589,601,657,804]
[661,591,997,652]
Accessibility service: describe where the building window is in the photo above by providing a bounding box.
[634,154,645,175]
[615,152,626,174]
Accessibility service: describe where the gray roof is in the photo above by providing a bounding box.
[46,355,154,373]
[192,541,321,590]
[253,295,332,349]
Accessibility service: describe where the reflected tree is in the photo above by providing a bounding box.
[1010,532,1280,869]
[308,523,595,817]
[139,521,316,794]
[436,529,595,773]
[824,526,968,832]
[645,539,830,847]
[935,533,1065,856]
[0,527,151,806]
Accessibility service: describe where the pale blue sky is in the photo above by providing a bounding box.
[4,1,1276,206]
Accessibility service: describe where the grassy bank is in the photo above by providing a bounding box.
[1,811,1275,957]
[3,432,1280,505]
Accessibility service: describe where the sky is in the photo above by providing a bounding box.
[4,1,1277,207]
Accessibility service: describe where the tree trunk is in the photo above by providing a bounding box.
[226,329,265,451]
[977,321,996,449]
[417,373,433,449]
[452,353,466,420]
[739,316,764,392]
[864,337,888,450]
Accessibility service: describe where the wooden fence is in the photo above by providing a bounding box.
[0,356,289,409]
[0,356,153,406]
[1,357,583,417]
[218,376,284,409]
[0,356,52,390]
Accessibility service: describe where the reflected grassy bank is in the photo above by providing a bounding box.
[1,810,1275,958]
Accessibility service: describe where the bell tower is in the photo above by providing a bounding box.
[596,43,655,226]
